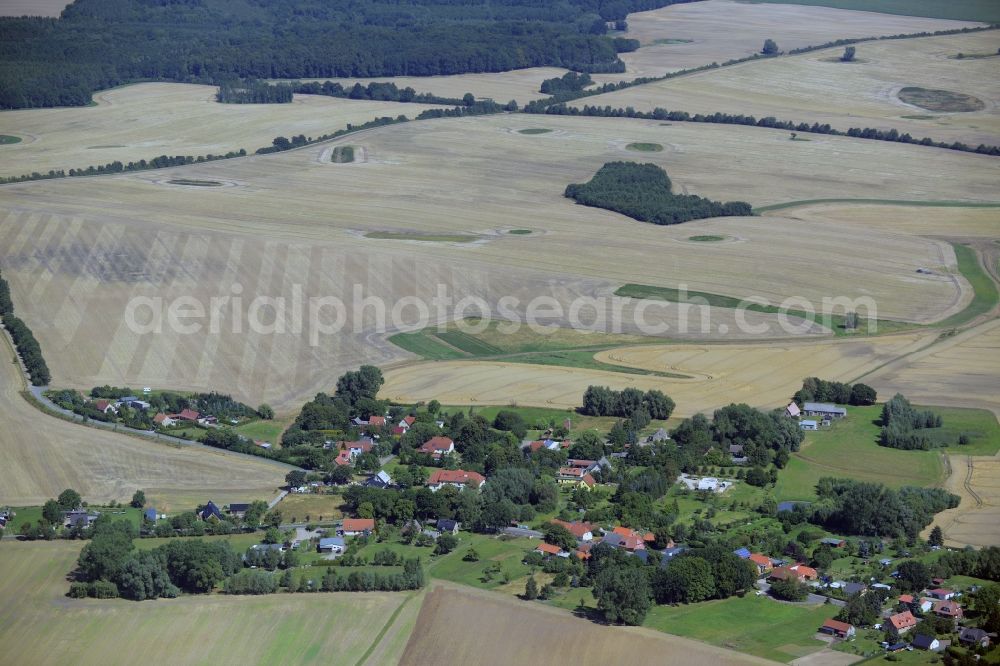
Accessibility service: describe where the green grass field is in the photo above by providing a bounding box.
[689,235,726,242]
[937,243,999,329]
[740,0,1000,22]
[626,142,664,152]
[428,533,534,589]
[643,594,839,663]
[771,404,1000,500]
[234,418,288,445]
[3,505,143,534]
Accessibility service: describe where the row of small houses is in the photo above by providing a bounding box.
[531,519,687,566]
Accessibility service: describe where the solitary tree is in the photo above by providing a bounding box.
[524,575,539,600]
[841,46,856,62]
[130,490,146,508]
[257,404,274,420]
[928,525,944,548]
[762,39,779,56]
[57,488,82,511]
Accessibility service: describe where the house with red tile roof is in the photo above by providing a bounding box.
[427,469,485,492]
[535,542,567,558]
[419,436,455,459]
[749,553,773,575]
[551,519,595,541]
[887,610,917,635]
[790,564,818,581]
[152,412,174,427]
[93,399,118,415]
[340,518,375,536]
[820,619,855,639]
[367,415,386,428]
[175,408,200,422]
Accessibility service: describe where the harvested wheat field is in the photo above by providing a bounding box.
[767,203,1000,237]
[864,319,1000,416]
[0,0,68,17]
[0,540,417,666]
[0,82,438,178]
[580,31,1000,147]
[596,0,982,79]
[1,114,994,408]
[381,333,936,415]
[931,454,1000,547]
[401,583,774,666]
[0,333,286,509]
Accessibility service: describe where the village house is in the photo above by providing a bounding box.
[769,563,817,583]
[749,553,773,575]
[340,518,375,537]
[367,415,386,429]
[927,587,955,600]
[820,537,846,548]
[887,610,918,635]
[604,526,654,552]
[364,470,392,489]
[802,402,847,419]
[64,509,99,529]
[556,466,596,489]
[648,428,670,443]
[318,537,345,554]
[419,436,455,459]
[785,402,801,418]
[197,415,218,426]
[535,542,568,558]
[93,399,118,415]
[199,501,224,521]
[933,599,963,621]
[399,415,416,430]
[228,503,250,518]
[436,519,459,534]
[551,519,595,541]
[958,627,990,649]
[153,413,175,427]
[175,408,200,423]
[819,619,855,639]
[144,507,158,522]
[427,469,486,492]
[800,420,819,431]
[911,634,941,651]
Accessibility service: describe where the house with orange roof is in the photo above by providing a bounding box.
[551,519,595,541]
[340,518,375,537]
[820,619,855,639]
[419,436,455,459]
[749,553,773,575]
[535,542,568,558]
[790,564,818,581]
[427,469,486,492]
[887,610,918,635]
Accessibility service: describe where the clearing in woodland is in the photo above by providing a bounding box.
[0,332,286,509]
[0,540,417,666]
[1,115,995,410]
[576,31,1000,149]
[400,582,773,666]
[0,82,438,178]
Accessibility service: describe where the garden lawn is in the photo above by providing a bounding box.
[428,533,534,589]
[643,594,839,663]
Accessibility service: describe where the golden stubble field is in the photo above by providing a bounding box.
[599,0,983,79]
[0,332,286,509]
[380,332,937,415]
[401,583,774,666]
[578,31,1000,148]
[0,82,439,178]
[770,203,1000,237]
[0,540,420,666]
[1,114,993,409]
[0,0,68,17]
[933,454,1000,547]
[864,318,1000,417]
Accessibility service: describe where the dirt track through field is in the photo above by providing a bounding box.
[931,454,1000,547]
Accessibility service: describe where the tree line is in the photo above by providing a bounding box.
[293,80,474,107]
[537,103,1000,156]
[217,80,294,104]
[565,162,752,225]
[580,385,675,419]
[0,268,50,385]
[0,0,689,109]
[794,377,877,406]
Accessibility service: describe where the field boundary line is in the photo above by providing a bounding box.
[756,199,1000,214]
[356,590,421,666]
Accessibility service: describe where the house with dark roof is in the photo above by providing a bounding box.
[802,403,847,419]
[958,627,990,648]
[436,519,459,534]
[659,546,688,568]
[911,634,940,651]
[318,537,345,553]
[64,509,99,529]
[199,501,224,521]
[144,507,158,522]
[364,470,392,489]
[820,537,846,548]
[843,582,867,596]
[733,547,751,559]
[228,503,250,517]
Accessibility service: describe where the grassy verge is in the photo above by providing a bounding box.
[755,198,1000,214]
[234,418,289,445]
[937,243,999,328]
[688,235,726,242]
